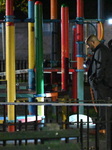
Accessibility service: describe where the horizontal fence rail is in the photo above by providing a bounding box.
[0,102,111,106]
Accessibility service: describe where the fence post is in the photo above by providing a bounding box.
[95,118,99,150]
[80,119,83,150]
[106,99,112,150]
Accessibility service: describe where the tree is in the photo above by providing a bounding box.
[14,0,28,14]
[0,0,28,20]
[0,0,5,13]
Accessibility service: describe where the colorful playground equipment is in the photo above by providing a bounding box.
[0,0,105,132]
[6,0,16,132]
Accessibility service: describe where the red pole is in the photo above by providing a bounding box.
[61,4,69,91]
[76,0,84,41]
[76,25,83,41]
[77,0,84,18]
[72,26,77,112]
[6,0,14,16]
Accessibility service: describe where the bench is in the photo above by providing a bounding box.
[0,129,82,150]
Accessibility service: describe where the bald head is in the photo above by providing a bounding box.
[86,35,100,50]
[86,35,99,43]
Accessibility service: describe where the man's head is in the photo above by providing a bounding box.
[86,35,100,51]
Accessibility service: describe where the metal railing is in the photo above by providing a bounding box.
[0,101,111,150]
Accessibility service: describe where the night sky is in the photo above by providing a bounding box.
[40,0,112,20]
[0,0,112,20]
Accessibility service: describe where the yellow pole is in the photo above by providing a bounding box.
[6,23,16,131]
[28,23,35,69]
[62,106,67,129]
[37,97,44,116]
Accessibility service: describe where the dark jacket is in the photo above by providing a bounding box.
[88,43,112,89]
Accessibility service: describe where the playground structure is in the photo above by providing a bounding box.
[0,0,105,132]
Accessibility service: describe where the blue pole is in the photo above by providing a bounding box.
[28,0,36,115]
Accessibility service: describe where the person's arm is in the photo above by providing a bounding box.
[94,48,107,83]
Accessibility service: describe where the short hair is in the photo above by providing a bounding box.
[86,35,99,44]
[108,39,112,49]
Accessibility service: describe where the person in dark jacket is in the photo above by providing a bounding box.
[108,39,112,50]
[86,35,112,128]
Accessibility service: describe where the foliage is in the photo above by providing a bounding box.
[0,0,5,12]
[0,0,28,14]
[14,0,28,14]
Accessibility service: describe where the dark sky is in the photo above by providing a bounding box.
[1,0,112,20]
[40,0,112,20]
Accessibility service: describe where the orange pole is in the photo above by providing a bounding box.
[77,57,83,70]
[97,0,104,40]
[61,5,69,91]
[50,0,57,19]
[97,22,104,40]
[50,0,58,102]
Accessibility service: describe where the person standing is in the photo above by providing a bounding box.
[86,35,112,128]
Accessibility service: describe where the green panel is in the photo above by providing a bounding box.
[0,143,80,150]
[0,85,6,89]
[0,129,80,140]
[0,94,34,98]
[16,94,34,98]
[0,93,6,97]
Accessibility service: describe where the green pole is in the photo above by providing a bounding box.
[35,1,44,94]
[35,1,44,116]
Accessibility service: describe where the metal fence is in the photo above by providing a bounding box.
[0,60,112,149]
[0,102,111,150]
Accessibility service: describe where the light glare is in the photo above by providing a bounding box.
[108,19,112,24]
